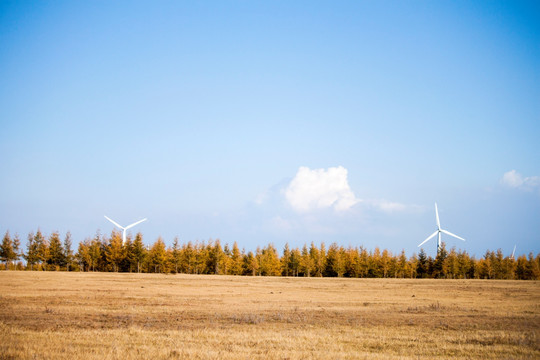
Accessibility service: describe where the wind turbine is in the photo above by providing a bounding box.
[418,203,465,253]
[511,245,516,259]
[104,216,147,244]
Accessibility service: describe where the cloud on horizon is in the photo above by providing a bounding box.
[501,170,540,192]
[248,166,419,241]
[368,200,408,213]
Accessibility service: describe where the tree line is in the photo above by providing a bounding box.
[1,229,539,280]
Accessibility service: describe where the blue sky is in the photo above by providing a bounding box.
[1,1,539,257]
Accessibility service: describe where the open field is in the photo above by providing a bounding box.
[0,272,538,359]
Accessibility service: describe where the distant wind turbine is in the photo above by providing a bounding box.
[104,216,147,244]
[418,203,465,253]
[511,245,516,259]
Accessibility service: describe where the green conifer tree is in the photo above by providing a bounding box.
[12,234,21,268]
[416,248,428,278]
[63,232,73,271]
[35,230,48,270]
[25,232,38,270]
[325,243,346,277]
[432,243,448,278]
[47,232,65,270]
[1,231,15,270]
[132,232,147,273]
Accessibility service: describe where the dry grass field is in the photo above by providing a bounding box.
[0,272,538,359]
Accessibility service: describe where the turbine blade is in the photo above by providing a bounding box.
[441,229,465,241]
[104,216,124,230]
[435,203,440,229]
[418,230,438,247]
[125,218,147,230]
[511,245,516,258]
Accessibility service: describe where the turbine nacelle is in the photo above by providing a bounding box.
[418,203,465,253]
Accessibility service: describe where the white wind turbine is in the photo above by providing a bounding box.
[418,203,465,253]
[511,245,516,259]
[104,216,147,244]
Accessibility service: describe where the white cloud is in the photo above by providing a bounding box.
[373,200,407,213]
[362,199,421,213]
[501,170,523,188]
[284,166,360,212]
[501,170,540,191]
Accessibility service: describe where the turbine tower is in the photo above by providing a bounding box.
[104,216,147,244]
[418,203,465,253]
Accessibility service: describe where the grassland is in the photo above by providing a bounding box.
[0,272,538,359]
